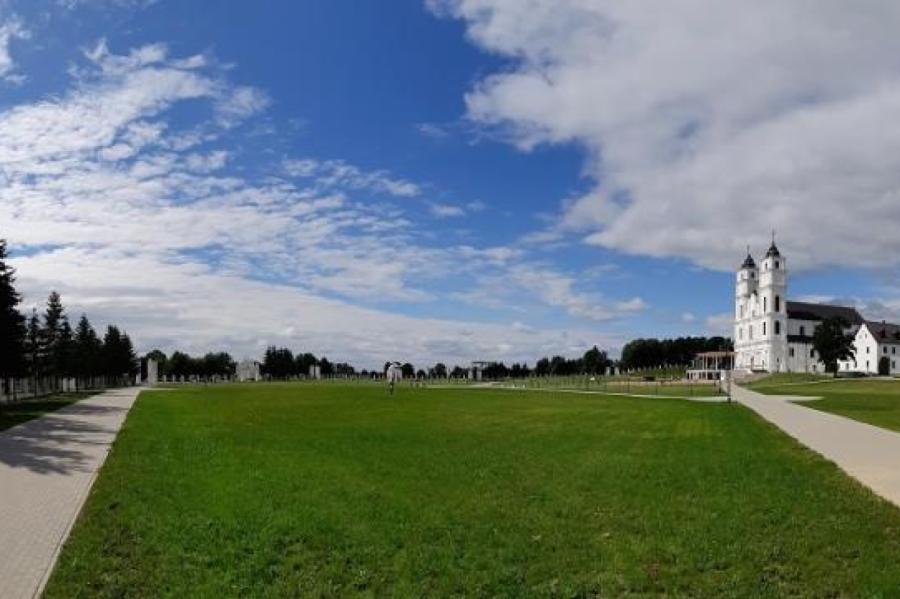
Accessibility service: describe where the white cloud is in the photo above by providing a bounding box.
[185,150,228,173]
[58,0,158,9]
[429,202,465,218]
[283,158,421,198]
[456,263,646,322]
[2,40,626,365]
[434,0,900,271]
[0,16,29,82]
[12,246,617,368]
[215,85,269,127]
[416,122,450,139]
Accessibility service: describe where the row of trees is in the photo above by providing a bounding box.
[619,336,733,370]
[0,240,138,396]
[145,350,237,379]
[386,346,614,380]
[261,346,355,379]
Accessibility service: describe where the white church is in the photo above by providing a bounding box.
[734,240,900,375]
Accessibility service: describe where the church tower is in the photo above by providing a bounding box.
[758,237,787,371]
[734,249,758,370]
[734,237,789,372]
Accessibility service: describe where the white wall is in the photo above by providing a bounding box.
[847,326,900,374]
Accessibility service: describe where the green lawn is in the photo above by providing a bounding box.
[46,383,900,597]
[745,373,832,390]
[446,378,721,397]
[0,392,94,432]
[750,377,900,433]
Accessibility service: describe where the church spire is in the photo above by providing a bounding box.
[766,230,781,258]
[741,245,756,269]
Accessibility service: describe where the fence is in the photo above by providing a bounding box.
[0,375,135,404]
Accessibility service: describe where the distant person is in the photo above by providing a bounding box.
[386,362,401,395]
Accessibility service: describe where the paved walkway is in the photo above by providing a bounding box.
[734,385,900,509]
[0,387,142,599]
[429,384,728,402]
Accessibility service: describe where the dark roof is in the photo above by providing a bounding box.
[786,301,863,325]
[740,253,756,269]
[765,242,781,258]
[863,321,900,345]
[786,301,864,325]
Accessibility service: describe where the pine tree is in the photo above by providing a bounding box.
[0,239,26,397]
[101,326,123,383]
[57,317,75,379]
[118,330,138,380]
[41,291,66,385]
[25,308,44,385]
[74,315,102,387]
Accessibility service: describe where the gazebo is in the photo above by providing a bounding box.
[687,351,734,381]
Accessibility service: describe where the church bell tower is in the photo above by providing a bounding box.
[734,248,758,370]
[758,235,787,372]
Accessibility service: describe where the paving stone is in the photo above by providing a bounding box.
[0,388,141,599]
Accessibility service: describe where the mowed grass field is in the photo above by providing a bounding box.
[46,383,900,597]
[486,379,721,398]
[751,376,900,433]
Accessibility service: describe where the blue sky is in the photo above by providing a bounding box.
[2,0,899,367]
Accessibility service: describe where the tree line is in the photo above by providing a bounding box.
[261,346,355,379]
[255,340,735,382]
[383,346,614,380]
[619,336,733,371]
[0,240,138,397]
[145,349,237,380]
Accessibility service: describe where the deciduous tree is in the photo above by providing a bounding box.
[813,317,856,377]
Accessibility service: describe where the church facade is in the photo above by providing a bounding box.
[733,242,900,375]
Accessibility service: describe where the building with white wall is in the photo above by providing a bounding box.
[733,240,899,375]
[850,321,900,375]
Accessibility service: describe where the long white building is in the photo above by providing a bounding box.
[734,241,899,375]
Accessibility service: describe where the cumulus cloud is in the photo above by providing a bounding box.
[0,16,29,82]
[13,246,615,367]
[433,0,900,270]
[455,264,646,322]
[1,40,628,364]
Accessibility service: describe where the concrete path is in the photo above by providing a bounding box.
[429,384,728,402]
[734,385,900,509]
[0,387,142,599]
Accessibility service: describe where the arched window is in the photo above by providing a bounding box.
[763,322,767,336]
[764,297,767,312]
[775,321,781,335]
[775,295,781,312]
